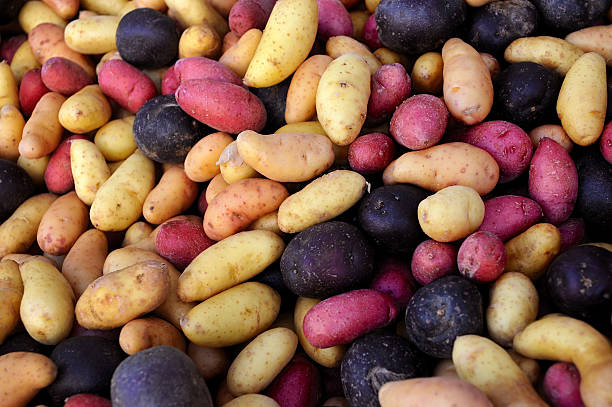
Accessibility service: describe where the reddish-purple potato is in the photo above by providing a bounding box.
[267,354,322,407]
[369,256,417,308]
[477,195,543,242]
[161,65,179,95]
[0,35,26,64]
[367,63,411,124]
[317,0,353,40]
[410,240,458,285]
[174,57,244,88]
[557,218,585,252]
[389,94,448,150]
[362,14,382,49]
[156,219,216,269]
[98,59,158,113]
[303,289,398,348]
[44,135,88,194]
[197,189,208,216]
[41,57,93,95]
[543,363,585,407]
[229,0,276,36]
[347,132,395,174]
[600,121,612,164]
[528,138,578,224]
[457,231,506,283]
[64,394,112,407]
[19,68,50,116]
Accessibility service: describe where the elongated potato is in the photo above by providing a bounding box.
[71,139,111,206]
[326,35,381,74]
[143,166,198,225]
[18,0,66,33]
[0,105,25,161]
[219,28,262,78]
[178,230,285,302]
[224,394,281,407]
[442,38,493,125]
[187,343,231,380]
[504,223,561,280]
[217,141,260,184]
[119,317,186,354]
[379,377,494,407]
[61,229,107,298]
[43,0,79,18]
[165,0,229,36]
[184,132,233,182]
[0,260,23,343]
[565,25,612,66]
[19,92,65,159]
[64,15,120,55]
[59,84,112,133]
[316,53,371,146]
[36,191,88,255]
[275,121,349,165]
[10,41,41,84]
[20,258,75,345]
[17,154,49,187]
[80,0,128,15]
[504,36,584,76]
[0,352,57,407]
[285,55,333,123]
[0,61,19,110]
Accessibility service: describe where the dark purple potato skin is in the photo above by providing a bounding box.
[531,0,611,34]
[280,221,375,298]
[0,332,53,356]
[0,159,35,222]
[249,76,291,134]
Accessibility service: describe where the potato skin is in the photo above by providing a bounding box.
[457,231,506,283]
[64,15,120,55]
[411,52,443,95]
[285,54,333,124]
[0,260,23,344]
[504,223,561,280]
[565,24,612,67]
[379,377,493,407]
[62,229,107,298]
[143,166,198,225]
[119,317,186,355]
[174,56,244,87]
[389,94,448,150]
[504,36,584,76]
[98,59,157,114]
[0,352,57,407]
[477,195,543,241]
[41,56,93,95]
[0,105,25,162]
[71,139,111,206]
[58,84,112,133]
[37,191,88,255]
[266,354,322,407]
[19,91,65,159]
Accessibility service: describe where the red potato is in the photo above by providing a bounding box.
[228,0,276,36]
[98,59,157,113]
[155,219,216,269]
[44,134,88,194]
[173,57,244,87]
[543,363,585,407]
[477,195,543,242]
[362,14,381,49]
[557,218,585,252]
[600,121,612,164]
[266,354,322,407]
[410,240,458,285]
[367,63,411,124]
[175,78,267,133]
[18,68,50,116]
[528,137,578,224]
[303,289,398,348]
[316,0,353,40]
[41,57,93,95]
[64,394,112,407]
[0,35,26,63]
[161,65,179,95]
[369,257,417,308]
[347,132,395,174]
[457,231,506,283]
[390,94,448,150]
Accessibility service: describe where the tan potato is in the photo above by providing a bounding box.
[65,15,120,55]
[179,23,221,59]
[219,28,262,78]
[134,0,166,11]
[17,154,49,187]
[383,142,499,195]
[0,194,57,258]
[506,350,540,385]
[18,0,66,33]
[0,104,25,161]
[19,92,66,159]
[181,282,281,347]
[119,317,186,354]
[187,343,231,380]
[122,221,153,247]
[379,377,494,407]
[480,52,500,79]
[94,116,137,162]
[71,139,111,206]
[59,84,112,133]
[0,260,23,344]
[0,61,19,110]
[79,0,128,15]
[207,0,236,17]
[275,121,349,165]
[486,272,539,347]
[206,173,230,204]
[61,229,107,298]
[118,0,136,15]
[218,141,260,184]
[2,254,57,267]
[165,0,229,35]
[19,258,75,345]
[505,223,561,279]
[222,31,240,54]
[0,352,57,407]
[246,210,283,236]
[9,41,41,84]
[565,25,612,66]
[504,36,584,76]
[37,191,88,255]
[326,35,381,75]
[42,0,79,18]
[528,124,573,152]
[277,170,367,233]
[373,48,411,68]
[223,394,280,407]
[285,54,333,124]
[184,132,234,182]
[143,166,199,225]
[442,38,493,125]
[349,10,370,41]
[178,229,285,302]
[75,260,170,329]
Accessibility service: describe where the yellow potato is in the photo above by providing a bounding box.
[0,105,25,162]
[0,352,57,407]
[206,173,229,203]
[316,53,371,146]
[19,92,66,159]
[143,166,198,225]
[504,223,561,279]
[506,349,540,385]
[18,0,66,33]
[528,124,573,152]
[187,343,231,380]
[276,121,349,165]
[71,139,111,206]
[94,116,137,162]
[37,191,88,255]
[19,258,75,345]
[61,229,107,298]
[365,0,379,12]
[118,0,136,15]
[122,221,153,247]
[243,0,317,87]
[373,48,410,68]
[227,328,297,396]
[219,28,262,78]
[417,185,485,242]
[0,260,23,344]
[349,10,370,41]
[383,142,499,195]
[181,281,281,347]
[90,149,155,231]
[119,317,186,354]
[556,52,607,146]
[565,24,612,66]
[277,170,367,233]
[0,61,19,110]
[218,141,260,184]
[134,0,167,11]
[75,260,170,329]
[486,272,538,347]
[179,23,221,59]
[285,54,333,124]
[10,41,41,84]
[165,0,229,35]
[42,0,79,19]
[452,335,547,407]
[65,15,120,54]
[17,154,49,187]
[223,394,281,407]
[207,0,236,17]
[0,194,57,258]
[379,377,494,407]
[326,35,382,75]
[504,36,584,76]
[184,132,234,182]
[80,0,128,15]
[246,210,283,236]
[59,85,112,133]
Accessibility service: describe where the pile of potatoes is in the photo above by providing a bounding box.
[0,0,612,406]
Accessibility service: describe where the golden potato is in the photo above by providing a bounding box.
[0,105,25,161]
[71,139,111,206]
[504,36,584,76]
[37,191,89,255]
[59,85,112,133]
[0,260,23,344]
[94,116,137,162]
[119,317,186,354]
[19,92,66,159]
[178,23,221,59]
[504,223,561,279]
[184,132,233,182]
[326,35,381,74]
[411,52,443,95]
[64,15,120,54]
[285,54,333,124]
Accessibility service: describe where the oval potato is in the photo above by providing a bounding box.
[325,35,381,74]
[143,166,198,225]
[0,105,25,161]
[61,229,107,298]
[19,92,66,159]
[565,24,612,66]
[184,131,234,182]
[64,15,120,54]
[285,54,333,123]
[0,352,57,407]
[18,0,66,33]
[58,84,111,133]
[36,191,89,255]
[504,36,584,76]
[504,223,561,280]
[379,377,493,407]
[71,139,111,206]
[94,116,137,162]
[119,316,186,354]
[0,260,23,343]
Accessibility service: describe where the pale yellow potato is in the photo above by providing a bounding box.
[227,328,298,396]
[219,28,262,78]
[379,377,494,407]
[134,0,167,11]
[59,85,112,134]
[187,343,231,380]
[218,141,260,184]
[17,154,49,187]
[506,350,540,385]
[42,0,79,18]
[0,352,57,407]
[71,139,111,206]
[179,23,221,59]
[65,15,120,54]
[326,35,381,75]
[10,41,40,84]
[206,173,229,203]
[275,121,349,165]
[244,0,317,87]
[142,67,167,94]
[0,62,19,110]
[80,0,128,15]
[207,0,237,17]
[294,297,346,368]
[316,53,371,146]
[178,229,284,302]
[557,52,607,146]
[118,0,136,15]
[90,149,155,231]
[349,10,370,41]
[143,166,198,225]
[165,0,229,35]
[18,0,66,33]
[19,258,75,345]
[223,394,280,407]
[75,260,170,329]
[411,52,444,95]
[61,229,107,298]
[384,142,499,195]
[181,282,280,347]
[119,317,186,354]
[184,132,233,182]
[417,185,485,242]
[565,25,612,66]
[78,9,98,17]
[486,272,538,347]
[504,36,584,75]
[122,221,153,247]
[364,0,379,11]
[94,116,137,162]
[528,124,573,152]
[452,335,547,407]
[19,92,65,159]
[36,191,88,256]
[246,210,283,236]
[96,49,122,75]
[236,130,334,182]
[277,170,367,233]
[504,223,561,279]
[373,47,410,69]
[0,194,57,258]
[0,260,23,344]
[513,315,612,407]
[285,54,333,124]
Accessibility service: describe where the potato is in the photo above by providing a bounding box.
[542,362,583,407]
[18,68,48,117]
[19,258,75,345]
[119,317,186,355]
[266,354,322,407]
[227,328,298,396]
[504,36,584,76]
[0,260,23,344]
[373,48,410,68]
[75,260,170,329]
[277,170,367,233]
[224,395,280,407]
[61,229,107,298]
[80,0,127,14]
[529,124,573,153]
[390,94,448,150]
[228,0,274,36]
[565,24,612,66]
[0,61,19,110]
[477,195,543,242]
[452,335,547,406]
[36,191,88,256]
[143,166,198,225]
[40,56,93,95]
[17,154,49,187]
[181,281,281,347]
[384,142,499,195]
[219,28,262,78]
[42,0,79,18]
[243,0,317,87]
[70,139,110,206]
[59,85,111,133]
[480,52,500,79]
[457,231,505,283]
[348,132,395,173]
[19,92,65,159]
[94,116,137,162]
[165,0,229,36]
[178,23,221,59]
[556,52,607,146]
[0,105,24,161]
[0,352,57,407]
[316,53,371,146]
[155,219,215,269]
[187,343,230,380]
[174,56,243,87]
[10,41,41,84]
[184,132,233,182]
[442,38,493,125]
[326,35,381,74]
[98,59,157,114]
[368,63,412,125]
[285,54,333,124]
[411,240,458,285]
[507,350,540,385]
[64,15,120,55]
[217,141,260,183]
[18,0,66,33]
[504,223,561,280]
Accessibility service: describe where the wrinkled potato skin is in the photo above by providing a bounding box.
[0,352,57,407]
[504,223,561,280]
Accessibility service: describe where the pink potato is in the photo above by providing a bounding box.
[557,218,585,252]
[303,289,398,348]
[453,120,533,183]
[528,137,578,224]
[175,78,267,133]
[266,354,322,407]
[389,94,448,150]
[369,256,417,308]
[161,65,179,95]
[543,363,585,407]
[600,121,612,164]
[98,59,157,113]
[477,195,543,242]
[229,0,276,36]
[0,35,26,64]
[347,132,395,174]
[18,68,50,116]
[316,0,353,40]
[362,14,381,50]
[41,57,93,95]
[367,63,411,124]
[457,231,506,283]
[44,134,88,194]
[410,240,458,285]
[173,57,244,87]
[64,394,112,407]
[155,219,216,269]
